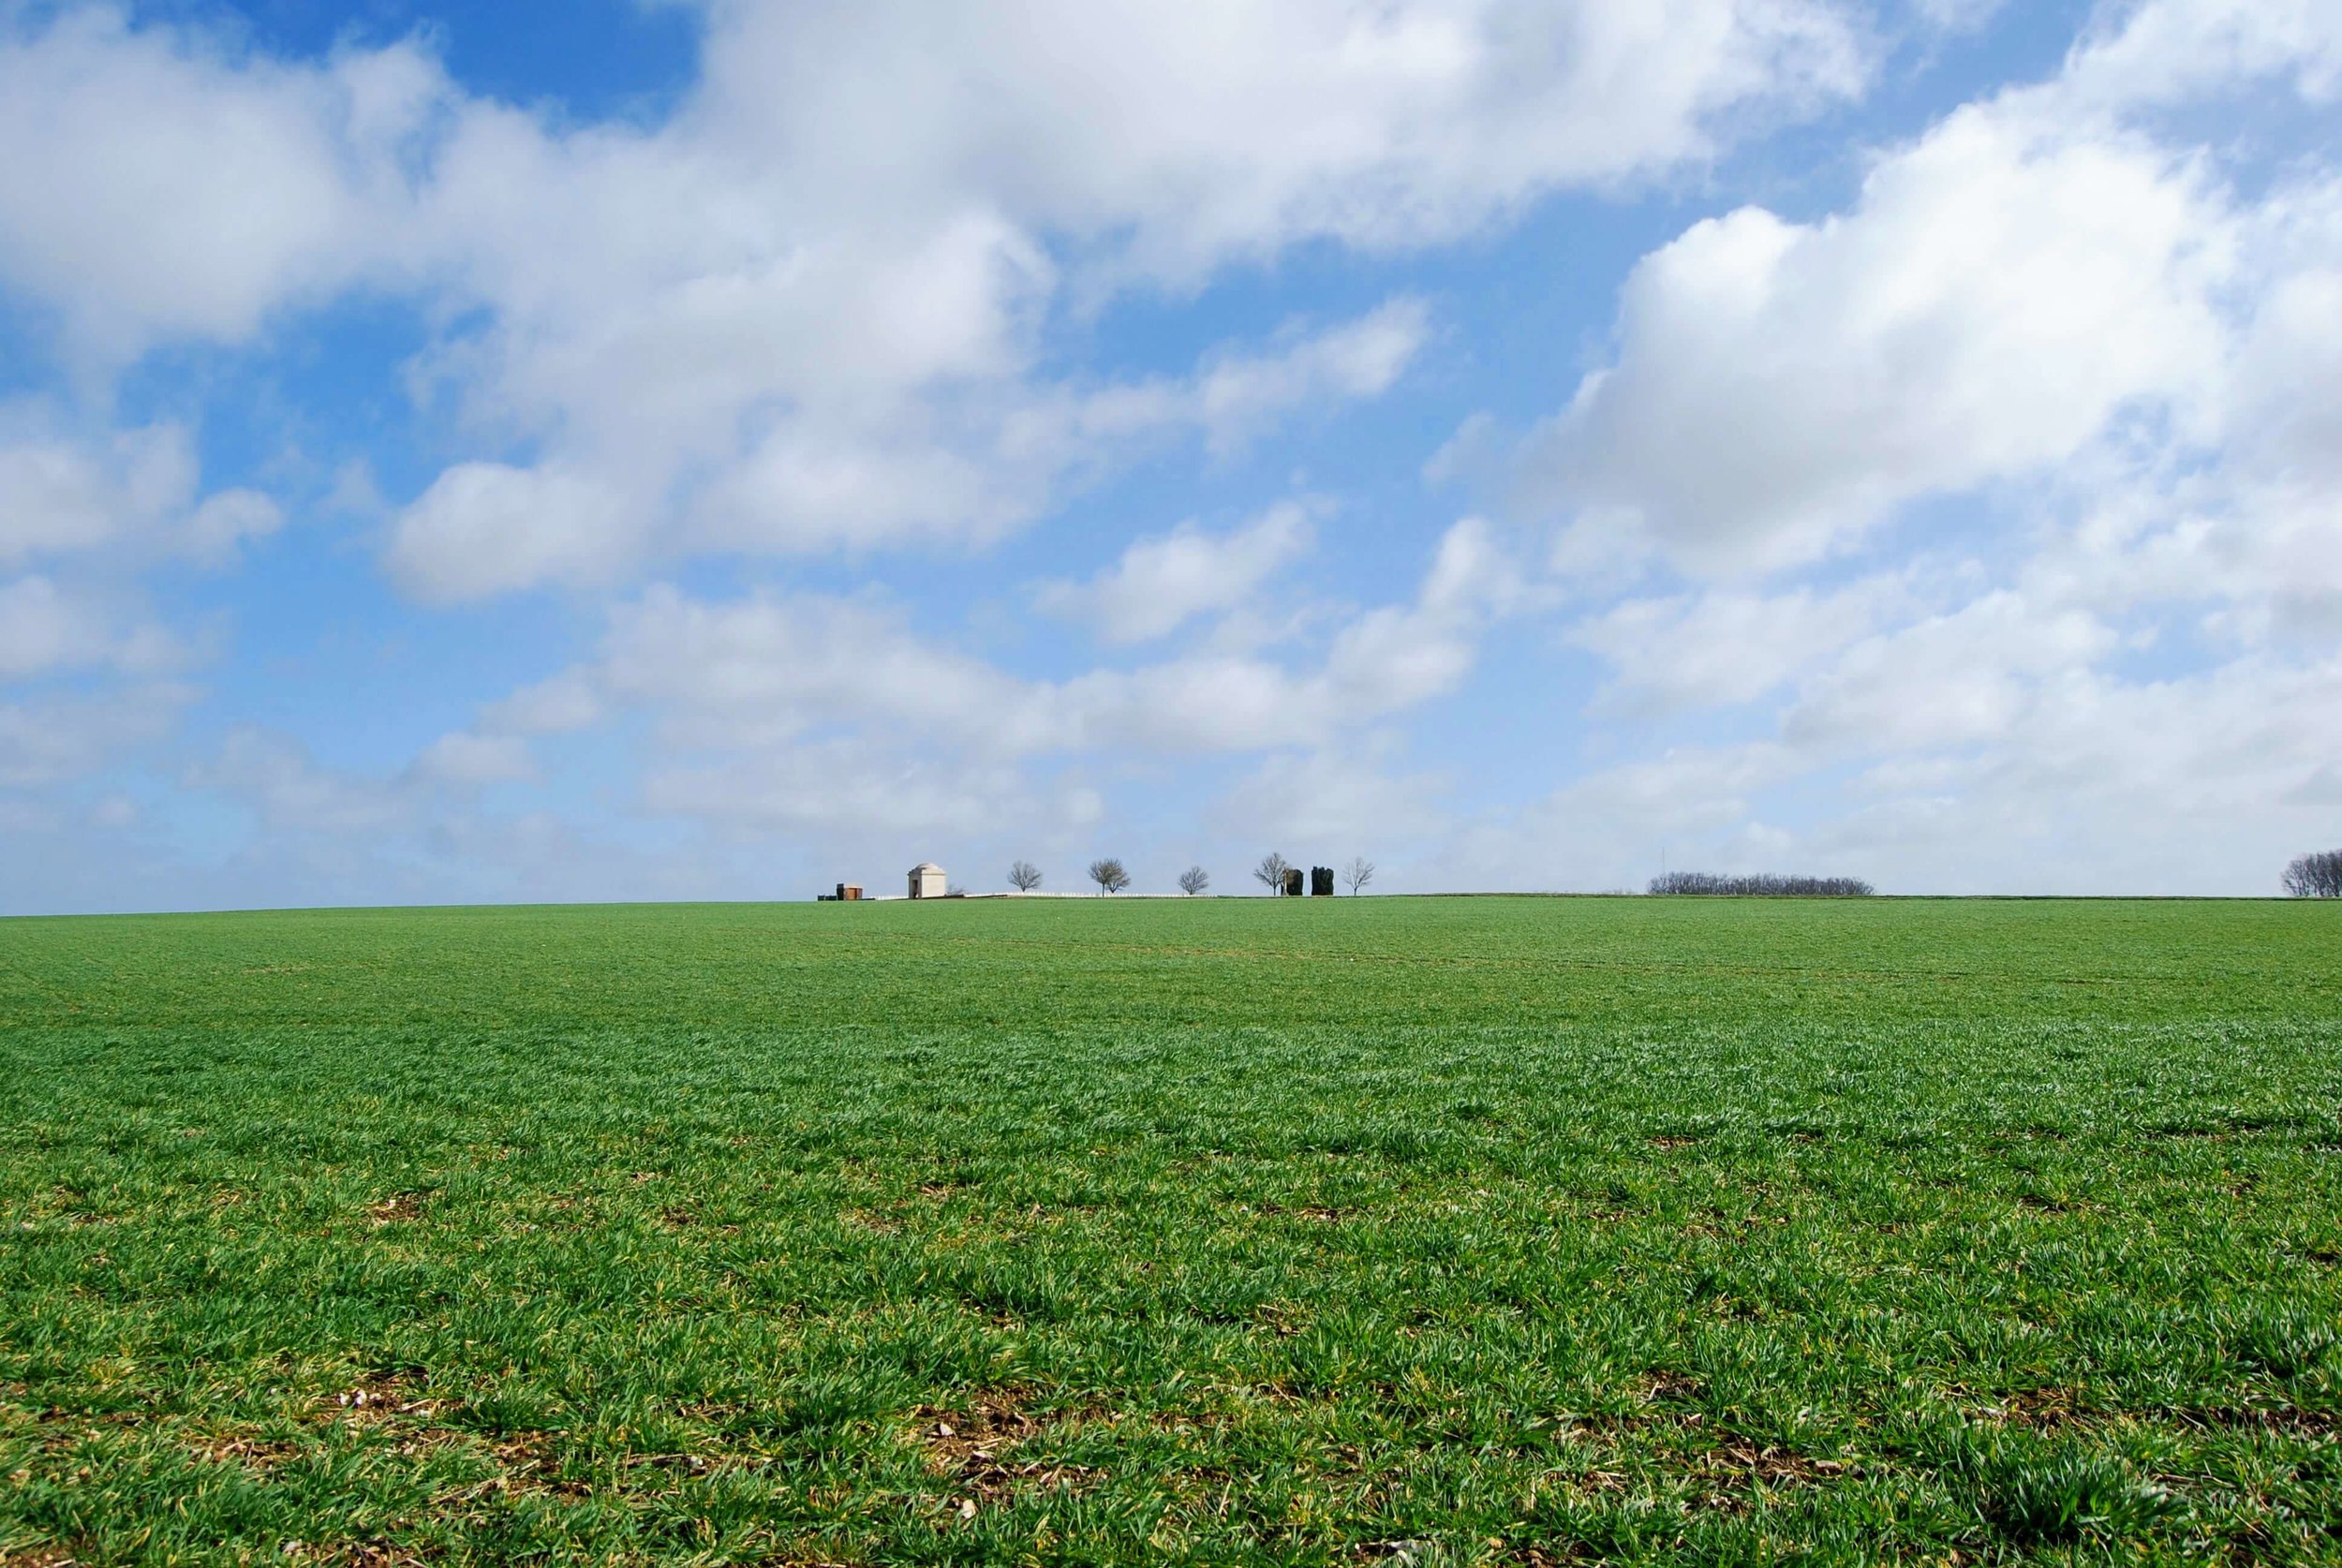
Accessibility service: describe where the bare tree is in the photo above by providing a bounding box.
[1008,860,1043,892]
[1253,851,1292,895]
[1178,865,1210,895]
[1342,857,1375,895]
[2284,849,2342,897]
[1088,857,1132,895]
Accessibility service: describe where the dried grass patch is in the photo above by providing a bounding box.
[912,1391,1104,1516]
[364,1193,425,1227]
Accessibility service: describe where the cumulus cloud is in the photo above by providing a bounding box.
[9,0,2340,903]
[1211,744,1454,851]
[1442,742,1803,892]
[1037,502,1318,644]
[1569,578,1907,711]
[410,732,538,787]
[0,681,193,788]
[1190,301,1430,454]
[385,463,638,603]
[1520,88,2230,575]
[1434,0,2342,893]
[0,576,185,679]
[1780,591,2117,750]
[186,729,415,836]
[6,1,1871,599]
[0,7,442,365]
[679,0,1869,276]
[2066,0,2342,109]
[0,409,280,567]
[456,516,1518,837]
[389,300,1426,599]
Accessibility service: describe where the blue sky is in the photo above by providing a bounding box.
[1,0,2337,911]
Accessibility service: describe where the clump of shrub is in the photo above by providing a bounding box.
[1979,1448,2174,1545]
[1649,871,1875,896]
[2224,1305,2337,1380]
[1947,1430,2177,1547]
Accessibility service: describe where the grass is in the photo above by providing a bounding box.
[0,894,2336,1566]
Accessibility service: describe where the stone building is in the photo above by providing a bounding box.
[908,863,946,899]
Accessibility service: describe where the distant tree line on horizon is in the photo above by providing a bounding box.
[1650,871,1875,897]
[2283,850,2342,898]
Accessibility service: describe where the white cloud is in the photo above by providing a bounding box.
[1211,744,1453,852]
[411,732,538,787]
[1906,0,2008,36]
[12,0,2341,903]
[642,739,1083,841]
[1780,590,2117,750]
[8,2,1869,599]
[186,729,413,836]
[0,575,183,678]
[1191,300,1430,454]
[1513,0,2342,592]
[1432,0,2342,895]
[2067,0,2342,110]
[0,576,113,677]
[682,0,1868,278]
[1038,502,1317,644]
[0,409,280,567]
[1520,88,2231,574]
[390,301,1427,599]
[181,489,286,564]
[482,671,604,736]
[452,515,1517,839]
[0,7,442,365]
[0,681,192,788]
[1809,651,2342,894]
[385,463,637,602]
[1569,578,1906,711]
[1442,741,1802,892]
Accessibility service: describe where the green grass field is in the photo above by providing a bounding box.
[2,895,2337,1566]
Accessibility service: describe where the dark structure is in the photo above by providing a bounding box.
[1311,865,1334,896]
[1282,866,1304,897]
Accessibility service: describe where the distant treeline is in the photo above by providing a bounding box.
[1649,872,1875,897]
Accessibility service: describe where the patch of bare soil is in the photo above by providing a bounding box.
[1548,1375,1852,1512]
[1638,1370,1706,1407]
[2170,1403,2336,1438]
[486,1430,594,1499]
[191,1429,304,1472]
[913,1392,1101,1516]
[1683,1442,1853,1512]
[278,1542,440,1567]
[1969,1386,2089,1432]
[1500,1548,1602,1567]
[365,1193,425,1227]
[326,1369,452,1427]
[0,1545,95,1567]
[1361,1542,1604,1567]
